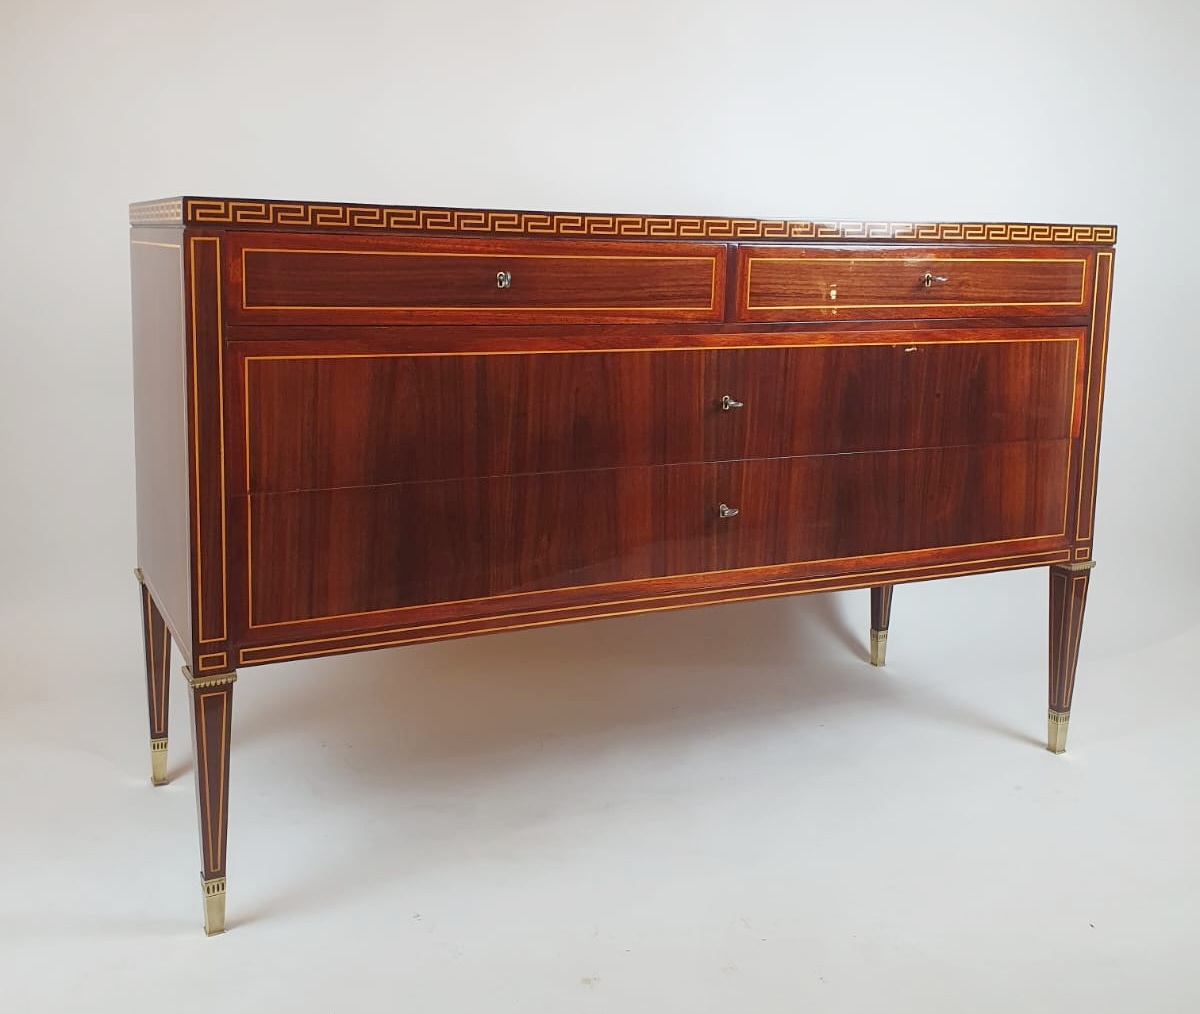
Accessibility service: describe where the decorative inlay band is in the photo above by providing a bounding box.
[129,198,183,224]
[197,652,229,672]
[128,197,1116,245]
[183,666,238,689]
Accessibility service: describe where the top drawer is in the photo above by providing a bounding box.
[735,245,1093,322]
[226,232,727,325]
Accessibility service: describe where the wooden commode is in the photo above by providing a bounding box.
[129,196,1116,934]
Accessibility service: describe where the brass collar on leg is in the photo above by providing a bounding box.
[183,666,238,689]
[1047,711,1070,754]
[150,738,168,786]
[201,876,227,936]
[869,629,888,667]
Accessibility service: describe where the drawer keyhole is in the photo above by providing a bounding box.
[720,394,745,411]
[717,503,740,519]
[922,271,949,288]
[496,270,512,289]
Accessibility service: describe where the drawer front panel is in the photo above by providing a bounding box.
[737,246,1091,321]
[243,350,706,492]
[242,333,1080,493]
[247,467,703,626]
[228,233,726,325]
[246,440,1069,626]
[707,336,1079,462]
[708,440,1069,573]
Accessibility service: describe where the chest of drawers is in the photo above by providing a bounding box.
[129,197,1116,934]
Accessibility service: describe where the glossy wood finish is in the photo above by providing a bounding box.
[130,197,1116,931]
[1049,563,1092,717]
[139,579,172,785]
[185,669,235,934]
[242,348,707,492]
[870,584,894,666]
[227,233,727,325]
[871,585,894,632]
[246,440,1069,626]
[241,333,1081,494]
[183,235,232,675]
[737,245,1093,322]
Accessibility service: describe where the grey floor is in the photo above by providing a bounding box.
[2,571,1196,1013]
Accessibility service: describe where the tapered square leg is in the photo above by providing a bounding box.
[185,666,236,935]
[870,584,894,667]
[136,570,172,785]
[1048,561,1095,754]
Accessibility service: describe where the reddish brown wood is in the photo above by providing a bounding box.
[239,335,1080,494]
[187,671,235,881]
[736,245,1094,322]
[871,585,894,632]
[236,546,1073,666]
[140,580,172,757]
[130,196,1117,931]
[1049,564,1092,715]
[226,232,727,325]
[704,337,1080,463]
[1073,250,1115,551]
[245,440,1069,627]
[242,349,706,493]
[183,234,230,663]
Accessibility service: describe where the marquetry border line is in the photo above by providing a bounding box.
[142,585,169,735]
[187,237,229,644]
[1074,250,1115,543]
[129,198,1117,244]
[197,652,229,672]
[241,335,1082,630]
[238,548,1073,666]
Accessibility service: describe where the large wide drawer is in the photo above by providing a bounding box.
[245,440,1070,626]
[226,232,727,325]
[239,333,1081,493]
[735,245,1092,321]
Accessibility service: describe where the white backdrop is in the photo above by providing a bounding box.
[3,4,1200,1008]
[1,0,1197,657]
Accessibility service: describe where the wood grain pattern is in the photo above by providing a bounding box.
[737,245,1093,322]
[246,440,1069,626]
[240,335,1080,494]
[236,546,1073,666]
[184,236,229,654]
[1049,564,1092,715]
[186,671,235,881]
[140,581,172,744]
[871,585,894,632]
[129,196,1116,932]
[227,232,726,325]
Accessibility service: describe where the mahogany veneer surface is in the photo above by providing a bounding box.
[129,196,1114,933]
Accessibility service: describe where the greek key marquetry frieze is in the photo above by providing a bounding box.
[128,197,1117,245]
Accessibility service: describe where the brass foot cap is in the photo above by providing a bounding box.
[1047,711,1070,754]
[150,739,168,786]
[870,629,888,667]
[202,877,227,936]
